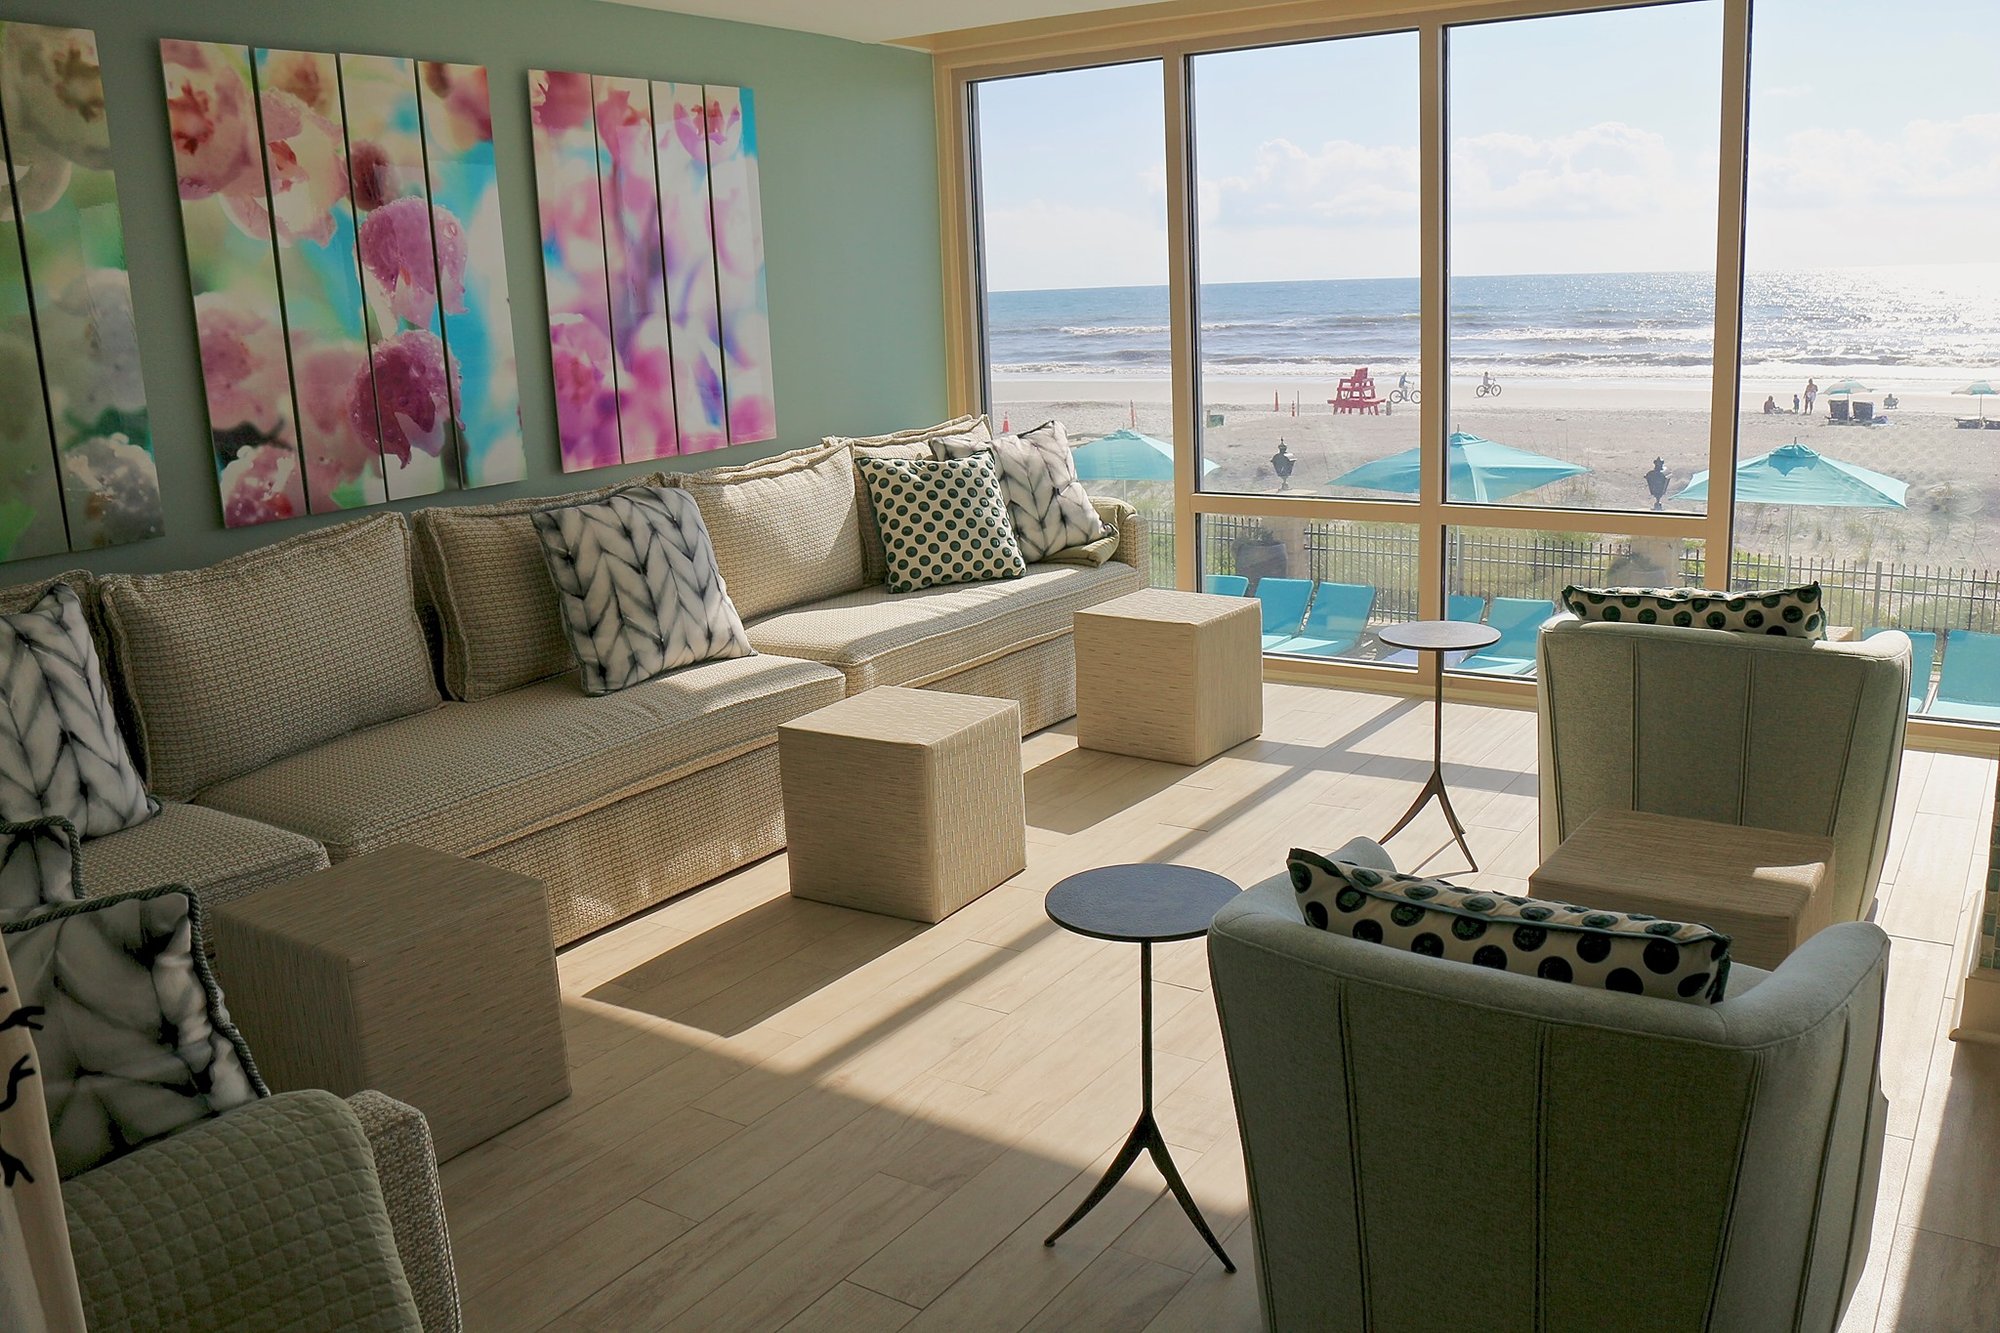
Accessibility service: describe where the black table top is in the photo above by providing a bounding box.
[1376,619,1501,653]
[1045,864,1242,943]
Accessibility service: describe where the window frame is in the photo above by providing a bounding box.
[931,0,1993,751]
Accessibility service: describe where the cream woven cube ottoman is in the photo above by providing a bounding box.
[780,686,1026,922]
[210,844,570,1160]
[1074,588,1263,765]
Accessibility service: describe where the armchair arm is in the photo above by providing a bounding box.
[349,1091,462,1333]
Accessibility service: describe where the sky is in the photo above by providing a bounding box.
[974,0,2000,291]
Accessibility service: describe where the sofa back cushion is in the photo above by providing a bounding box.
[412,475,665,701]
[668,443,866,621]
[98,515,439,799]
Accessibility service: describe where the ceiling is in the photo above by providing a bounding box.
[601,0,1183,44]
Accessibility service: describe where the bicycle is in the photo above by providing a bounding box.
[1475,378,1503,398]
[1388,384,1421,405]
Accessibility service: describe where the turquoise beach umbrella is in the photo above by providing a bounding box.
[1954,380,1998,421]
[1674,442,1907,508]
[1331,431,1589,503]
[1821,378,1873,396]
[1070,428,1216,482]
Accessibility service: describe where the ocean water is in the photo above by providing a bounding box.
[985,265,2000,386]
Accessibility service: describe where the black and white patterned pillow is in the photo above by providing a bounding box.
[1560,583,1825,638]
[532,486,753,696]
[0,816,80,922]
[1288,849,1732,1005]
[857,454,1027,594]
[935,420,1110,563]
[0,584,155,835]
[2,884,265,1178]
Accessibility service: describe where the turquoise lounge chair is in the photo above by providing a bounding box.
[1868,628,1936,714]
[1255,578,1315,648]
[1207,575,1249,597]
[1456,597,1556,676]
[1926,630,2000,723]
[1269,582,1377,659]
[1447,594,1487,623]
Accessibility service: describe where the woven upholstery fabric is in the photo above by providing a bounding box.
[666,443,867,621]
[851,441,932,585]
[745,559,1140,695]
[926,633,1079,735]
[80,801,329,912]
[484,740,788,945]
[820,413,987,452]
[0,585,155,834]
[1095,498,1148,584]
[97,516,440,800]
[196,654,844,862]
[63,1089,423,1332]
[348,1091,460,1333]
[411,476,667,702]
[3,886,263,1178]
[532,486,752,695]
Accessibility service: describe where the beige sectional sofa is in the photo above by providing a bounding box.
[42,439,1144,946]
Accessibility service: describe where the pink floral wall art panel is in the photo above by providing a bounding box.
[703,86,775,447]
[418,62,524,488]
[530,69,622,473]
[162,39,307,529]
[341,51,456,502]
[1,23,163,557]
[252,47,386,515]
[593,75,676,462]
[652,81,726,455]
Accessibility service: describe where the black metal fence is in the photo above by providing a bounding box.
[1136,507,2000,635]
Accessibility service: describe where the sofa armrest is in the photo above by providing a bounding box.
[1092,497,1149,584]
[350,1091,462,1333]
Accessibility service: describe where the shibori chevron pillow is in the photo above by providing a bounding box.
[935,420,1110,563]
[1559,583,1826,638]
[531,486,753,696]
[857,453,1028,594]
[1287,849,1733,1005]
[0,584,155,836]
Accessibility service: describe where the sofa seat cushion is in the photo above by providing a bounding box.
[64,1089,423,1332]
[81,802,329,911]
[196,655,846,860]
[745,559,1142,695]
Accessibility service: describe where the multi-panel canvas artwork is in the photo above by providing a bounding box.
[530,71,775,472]
[162,40,523,529]
[0,23,164,561]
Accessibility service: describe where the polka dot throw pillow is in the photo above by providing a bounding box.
[1288,848,1733,1005]
[1559,582,1825,638]
[856,453,1028,594]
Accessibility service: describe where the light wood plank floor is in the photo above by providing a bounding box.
[442,683,2000,1331]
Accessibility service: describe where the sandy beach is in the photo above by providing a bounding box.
[992,373,1998,572]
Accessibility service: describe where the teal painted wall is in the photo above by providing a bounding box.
[0,0,945,579]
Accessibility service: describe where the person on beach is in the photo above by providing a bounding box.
[1764,395,1779,414]
[1805,379,1818,414]
[1793,393,1801,413]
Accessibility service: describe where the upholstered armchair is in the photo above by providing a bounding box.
[1209,843,1889,1333]
[1536,619,1910,923]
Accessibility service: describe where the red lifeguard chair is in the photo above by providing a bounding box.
[1328,367,1383,415]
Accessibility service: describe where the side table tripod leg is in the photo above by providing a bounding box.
[1144,1125,1235,1272]
[1044,1115,1150,1247]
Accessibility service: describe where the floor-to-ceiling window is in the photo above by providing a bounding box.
[972,62,1177,585]
[950,0,1997,731]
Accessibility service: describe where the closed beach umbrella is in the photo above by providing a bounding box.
[1954,379,1998,421]
[1674,441,1907,508]
[1331,431,1589,503]
[1821,378,1873,397]
[1070,428,1216,482]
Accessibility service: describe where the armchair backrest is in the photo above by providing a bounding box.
[1209,879,1889,1333]
[1537,619,1909,922]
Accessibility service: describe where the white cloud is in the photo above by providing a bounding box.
[1203,137,1420,227]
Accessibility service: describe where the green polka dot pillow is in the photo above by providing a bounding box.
[856,453,1028,594]
[1559,583,1825,638]
[1287,848,1733,1005]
